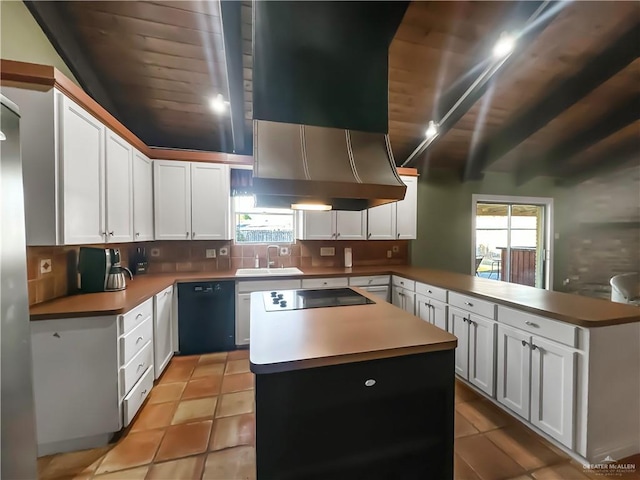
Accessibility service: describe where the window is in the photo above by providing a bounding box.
[233,196,295,244]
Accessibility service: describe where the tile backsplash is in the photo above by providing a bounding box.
[26,240,409,306]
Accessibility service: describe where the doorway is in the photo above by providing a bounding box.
[471,195,553,290]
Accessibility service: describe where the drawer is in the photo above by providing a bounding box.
[237,279,301,293]
[302,277,349,289]
[415,282,447,303]
[120,298,153,335]
[349,275,390,287]
[123,365,154,427]
[120,340,153,398]
[449,291,496,320]
[498,306,577,347]
[120,316,153,366]
[392,276,415,291]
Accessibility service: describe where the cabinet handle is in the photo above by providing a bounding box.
[331,233,336,239]
[53,332,60,338]
[323,282,327,285]
[136,313,143,319]
[336,232,341,238]
[464,301,474,307]
[192,232,196,238]
[427,289,432,294]
[109,231,114,236]
[531,344,539,350]
[141,389,147,396]
[164,290,171,296]
[521,340,529,347]
[462,317,468,323]
[136,336,144,344]
[397,233,400,238]
[368,279,373,285]
[136,232,140,237]
[469,320,476,326]
[186,232,189,237]
[368,233,372,239]
[137,363,145,371]
[525,321,539,328]
[398,292,404,297]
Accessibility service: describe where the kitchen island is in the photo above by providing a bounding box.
[250,287,458,480]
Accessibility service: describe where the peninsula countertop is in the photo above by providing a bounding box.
[29,266,640,327]
[249,288,458,373]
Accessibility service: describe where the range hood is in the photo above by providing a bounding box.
[252,120,407,211]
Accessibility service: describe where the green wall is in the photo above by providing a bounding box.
[411,170,572,290]
[0,1,79,85]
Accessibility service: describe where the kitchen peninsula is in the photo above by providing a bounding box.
[249,287,458,479]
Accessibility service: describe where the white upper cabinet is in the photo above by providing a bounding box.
[297,210,367,240]
[191,163,231,240]
[396,175,418,240]
[60,94,106,245]
[132,150,154,241]
[335,211,367,240]
[154,160,192,240]
[367,202,396,240]
[105,129,134,243]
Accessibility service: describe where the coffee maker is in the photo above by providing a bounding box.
[78,247,133,293]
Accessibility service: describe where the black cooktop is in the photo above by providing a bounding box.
[263,288,376,312]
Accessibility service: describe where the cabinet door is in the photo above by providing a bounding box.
[396,175,417,240]
[60,95,106,244]
[367,202,396,240]
[431,298,447,331]
[449,307,469,379]
[105,129,134,243]
[153,160,191,240]
[403,291,416,315]
[154,287,174,379]
[191,163,230,240]
[530,336,576,448]
[335,211,367,240]
[298,211,335,240]
[391,285,404,310]
[132,150,154,241]
[416,294,431,323]
[468,314,496,396]
[497,324,531,420]
[236,293,251,346]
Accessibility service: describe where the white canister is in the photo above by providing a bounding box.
[344,247,353,268]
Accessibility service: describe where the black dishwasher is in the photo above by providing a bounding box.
[177,282,235,355]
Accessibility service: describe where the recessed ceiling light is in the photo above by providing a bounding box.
[425,120,439,139]
[492,32,516,59]
[210,94,228,113]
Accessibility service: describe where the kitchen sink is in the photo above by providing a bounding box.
[235,267,303,276]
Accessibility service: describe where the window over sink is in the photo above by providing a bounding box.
[233,196,294,244]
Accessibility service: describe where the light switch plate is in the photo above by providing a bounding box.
[392,245,399,253]
[40,259,52,274]
[219,247,229,256]
[387,250,392,258]
[206,249,216,258]
[320,247,335,256]
[279,247,289,256]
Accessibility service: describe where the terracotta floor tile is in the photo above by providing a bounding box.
[506,476,534,480]
[227,349,250,360]
[531,463,591,480]
[202,446,256,480]
[199,352,228,364]
[130,402,177,432]
[192,363,225,378]
[225,359,250,375]
[38,455,55,478]
[160,362,196,383]
[216,391,254,418]
[95,430,164,474]
[456,399,513,432]
[39,446,111,479]
[170,355,200,367]
[455,411,480,438]
[183,376,223,399]
[210,414,255,451]
[221,373,254,394]
[147,455,206,480]
[456,381,483,404]
[93,465,149,480]
[485,426,567,471]
[155,420,213,462]
[455,434,526,480]
[454,453,482,480]
[148,382,186,405]
[172,397,218,424]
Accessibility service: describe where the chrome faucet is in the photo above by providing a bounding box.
[266,245,279,269]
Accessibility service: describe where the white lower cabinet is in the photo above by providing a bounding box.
[416,294,447,331]
[154,285,174,379]
[496,324,531,420]
[392,285,415,314]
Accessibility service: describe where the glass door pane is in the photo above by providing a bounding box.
[475,204,508,281]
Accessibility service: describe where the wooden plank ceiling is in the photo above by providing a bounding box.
[28,1,639,184]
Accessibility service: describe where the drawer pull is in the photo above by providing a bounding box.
[400,281,404,285]
[427,289,432,294]
[53,332,60,338]
[525,321,539,328]
[137,363,145,371]
[164,290,171,296]
[364,379,376,387]
[521,340,529,347]
[368,279,373,285]
[141,389,147,396]
[135,313,143,319]
[464,301,474,307]
[136,336,144,344]
[531,344,539,350]
[462,317,468,323]
[323,282,327,285]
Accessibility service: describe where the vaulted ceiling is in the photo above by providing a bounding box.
[26,0,640,185]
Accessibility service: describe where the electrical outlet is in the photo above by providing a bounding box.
[40,259,52,274]
[206,249,216,258]
[150,248,160,257]
[392,245,399,253]
[219,247,229,256]
[387,250,392,258]
[320,247,335,257]
[279,246,289,256]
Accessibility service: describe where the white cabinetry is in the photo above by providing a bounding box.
[395,175,418,239]
[417,296,447,331]
[154,285,174,379]
[391,276,415,314]
[296,211,367,240]
[132,150,154,241]
[367,202,396,240]
[105,129,134,243]
[154,161,231,240]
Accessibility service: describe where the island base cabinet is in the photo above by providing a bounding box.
[254,351,455,480]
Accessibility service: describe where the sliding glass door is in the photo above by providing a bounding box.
[474,202,547,288]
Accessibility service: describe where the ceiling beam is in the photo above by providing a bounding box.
[401,1,564,168]
[516,94,640,185]
[554,140,639,187]
[24,1,122,121]
[465,22,640,180]
[220,0,246,154]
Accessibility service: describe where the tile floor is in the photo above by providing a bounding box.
[38,351,639,480]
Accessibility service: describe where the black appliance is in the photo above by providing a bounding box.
[263,288,376,312]
[177,282,235,355]
[130,247,148,275]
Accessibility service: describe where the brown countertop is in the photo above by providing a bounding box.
[30,266,640,327]
[249,288,458,373]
